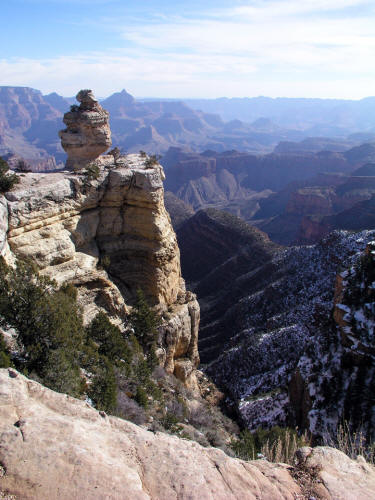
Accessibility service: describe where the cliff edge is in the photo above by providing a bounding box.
[1,369,375,500]
[0,90,199,387]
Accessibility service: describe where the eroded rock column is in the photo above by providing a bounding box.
[59,89,112,171]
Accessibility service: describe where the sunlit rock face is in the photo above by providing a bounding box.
[1,92,200,386]
[59,89,112,170]
[2,369,375,500]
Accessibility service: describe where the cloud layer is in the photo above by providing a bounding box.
[1,0,375,98]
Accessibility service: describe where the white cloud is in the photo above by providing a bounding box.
[1,0,375,98]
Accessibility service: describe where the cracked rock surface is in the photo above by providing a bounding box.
[1,369,375,500]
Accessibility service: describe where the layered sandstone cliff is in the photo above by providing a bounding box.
[1,369,375,500]
[0,92,200,385]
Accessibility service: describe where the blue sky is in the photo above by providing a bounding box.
[1,0,375,99]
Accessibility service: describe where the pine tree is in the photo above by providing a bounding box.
[88,356,117,413]
[130,289,161,348]
[87,312,131,366]
[0,157,19,193]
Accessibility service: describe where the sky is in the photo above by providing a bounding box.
[1,0,375,99]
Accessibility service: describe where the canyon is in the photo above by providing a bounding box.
[0,88,375,499]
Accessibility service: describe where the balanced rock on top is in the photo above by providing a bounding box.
[59,89,112,170]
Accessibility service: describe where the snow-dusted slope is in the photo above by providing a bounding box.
[206,230,375,437]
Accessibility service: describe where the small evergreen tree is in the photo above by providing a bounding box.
[87,312,131,366]
[0,332,11,368]
[88,356,117,413]
[0,157,19,193]
[0,258,85,393]
[42,348,83,397]
[135,385,148,408]
[130,289,160,348]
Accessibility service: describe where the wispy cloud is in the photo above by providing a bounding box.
[1,0,375,98]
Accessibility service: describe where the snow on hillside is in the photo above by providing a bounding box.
[206,230,375,433]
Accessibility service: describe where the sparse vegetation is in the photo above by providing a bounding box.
[0,157,19,194]
[98,254,111,270]
[0,259,238,449]
[323,421,375,464]
[130,289,161,349]
[231,426,310,463]
[144,154,161,168]
[84,163,100,180]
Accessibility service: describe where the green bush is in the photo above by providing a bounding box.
[134,357,151,384]
[87,312,131,367]
[42,348,83,397]
[0,258,85,375]
[88,356,117,413]
[231,426,309,463]
[160,411,181,432]
[0,157,19,193]
[135,385,149,408]
[0,333,11,368]
[130,289,161,348]
[144,154,161,168]
[84,163,100,180]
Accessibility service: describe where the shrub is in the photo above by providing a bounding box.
[160,411,180,431]
[130,289,161,348]
[88,356,117,413]
[0,258,85,375]
[135,385,149,408]
[42,348,83,397]
[134,357,151,384]
[231,426,309,463]
[99,254,111,270]
[0,333,11,368]
[0,157,19,193]
[324,421,375,464]
[116,391,147,425]
[0,258,86,396]
[87,312,131,367]
[144,154,161,168]
[84,163,100,180]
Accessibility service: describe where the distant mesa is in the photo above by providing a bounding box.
[59,89,112,170]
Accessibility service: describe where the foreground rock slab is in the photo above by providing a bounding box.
[1,370,375,500]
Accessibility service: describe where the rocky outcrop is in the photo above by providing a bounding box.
[1,369,375,500]
[2,153,199,383]
[59,90,112,170]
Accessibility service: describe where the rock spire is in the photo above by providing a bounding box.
[59,89,112,170]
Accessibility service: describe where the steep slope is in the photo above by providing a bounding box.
[200,230,375,437]
[2,368,375,500]
[177,209,279,362]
